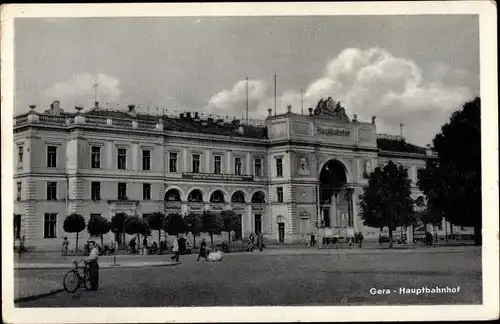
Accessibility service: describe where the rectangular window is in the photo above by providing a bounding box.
[143,183,151,200]
[18,146,24,168]
[254,214,262,234]
[234,157,242,175]
[46,182,57,200]
[192,154,200,173]
[14,214,21,239]
[118,182,127,200]
[169,153,178,173]
[276,157,283,177]
[47,146,57,168]
[142,150,151,171]
[117,148,127,170]
[16,182,22,201]
[277,187,284,203]
[254,158,263,177]
[91,146,101,168]
[44,213,57,238]
[91,182,101,201]
[213,155,222,174]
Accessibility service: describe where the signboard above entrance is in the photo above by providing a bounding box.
[317,127,350,137]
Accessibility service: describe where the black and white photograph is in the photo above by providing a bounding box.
[1,2,498,323]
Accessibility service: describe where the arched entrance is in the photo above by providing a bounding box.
[164,188,182,215]
[319,160,354,230]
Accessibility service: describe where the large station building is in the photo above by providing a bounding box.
[14,98,457,251]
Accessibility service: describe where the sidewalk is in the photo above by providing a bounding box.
[15,254,180,270]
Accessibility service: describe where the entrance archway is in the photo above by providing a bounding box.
[319,159,353,229]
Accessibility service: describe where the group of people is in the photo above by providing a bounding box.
[248,233,265,252]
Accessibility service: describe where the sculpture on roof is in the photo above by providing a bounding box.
[313,97,350,121]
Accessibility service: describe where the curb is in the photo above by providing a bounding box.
[15,262,180,271]
[14,288,65,304]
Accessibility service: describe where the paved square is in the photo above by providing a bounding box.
[16,247,481,307]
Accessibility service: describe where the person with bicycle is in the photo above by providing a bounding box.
[85,241,100,291]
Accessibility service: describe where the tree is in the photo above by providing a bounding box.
[124,216,148,249]
[163,213,188,237]
[184,212,202,247]
[220,210,241,243]
[360,161,415,248]
[63,213,86,252]
[418,97,481,245]
[87,214,111,248]
[201,211,223,245]
[146,212,165,253]
[111,212,128,247]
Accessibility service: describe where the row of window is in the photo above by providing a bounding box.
[13,213,263,239]
[17,145,274,176]
[16,181,285,203]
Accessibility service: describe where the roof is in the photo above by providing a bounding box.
[376,138,427,155]
[83,108,268,139]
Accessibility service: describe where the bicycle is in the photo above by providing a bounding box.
[63,259,91,293]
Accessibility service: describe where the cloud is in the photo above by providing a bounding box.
[206,79,267,117]
[206,48,475,146]
[44,73,121,107]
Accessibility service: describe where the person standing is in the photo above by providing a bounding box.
[197,238,208,261]
[85,242,100,291]
[257,233,264,252]
[61,237,69,256]
[170,236,180,262]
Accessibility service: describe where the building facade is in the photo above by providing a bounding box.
[14,99,460,251]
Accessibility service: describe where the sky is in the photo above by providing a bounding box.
[15,15,479,146]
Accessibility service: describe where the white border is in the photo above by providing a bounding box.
[1,2,498,323]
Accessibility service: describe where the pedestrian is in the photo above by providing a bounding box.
[170,236,180,262]
[378,233,383,246]
[250,233,255,246]
[84,241,100,291]
[310,233,316,247]
[142,236,148,253]
[257,233,264,252]
[197,238,208,261]
[61,237,69,256]
[358,232,364,248]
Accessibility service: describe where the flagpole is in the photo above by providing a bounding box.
[245,77,249,124]
[274,73,277,116]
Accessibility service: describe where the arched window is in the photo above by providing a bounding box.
[210,190,225,203]
[188,189,203,203]
[231,191,246,203]
[251,191,266,203]
[164,189,181,202]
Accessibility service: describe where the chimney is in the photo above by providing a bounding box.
[52,100,61,115]
[372,116,376,124]
[400,123,404,138]
[94,101,99,110]
[179,113,185,119]
[267,108,272,117]
[128,104,136,117]
[287,105,292,113]
[194,112,199,120]
[353,114,358,122]
[186,112,192,119]
[308,107,313,116]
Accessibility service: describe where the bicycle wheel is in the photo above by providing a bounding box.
[63,270,80,293]
[82,272,91,291]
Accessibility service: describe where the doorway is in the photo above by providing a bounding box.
[278,223,285,244]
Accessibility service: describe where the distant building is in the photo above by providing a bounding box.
[13,99,464,251]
